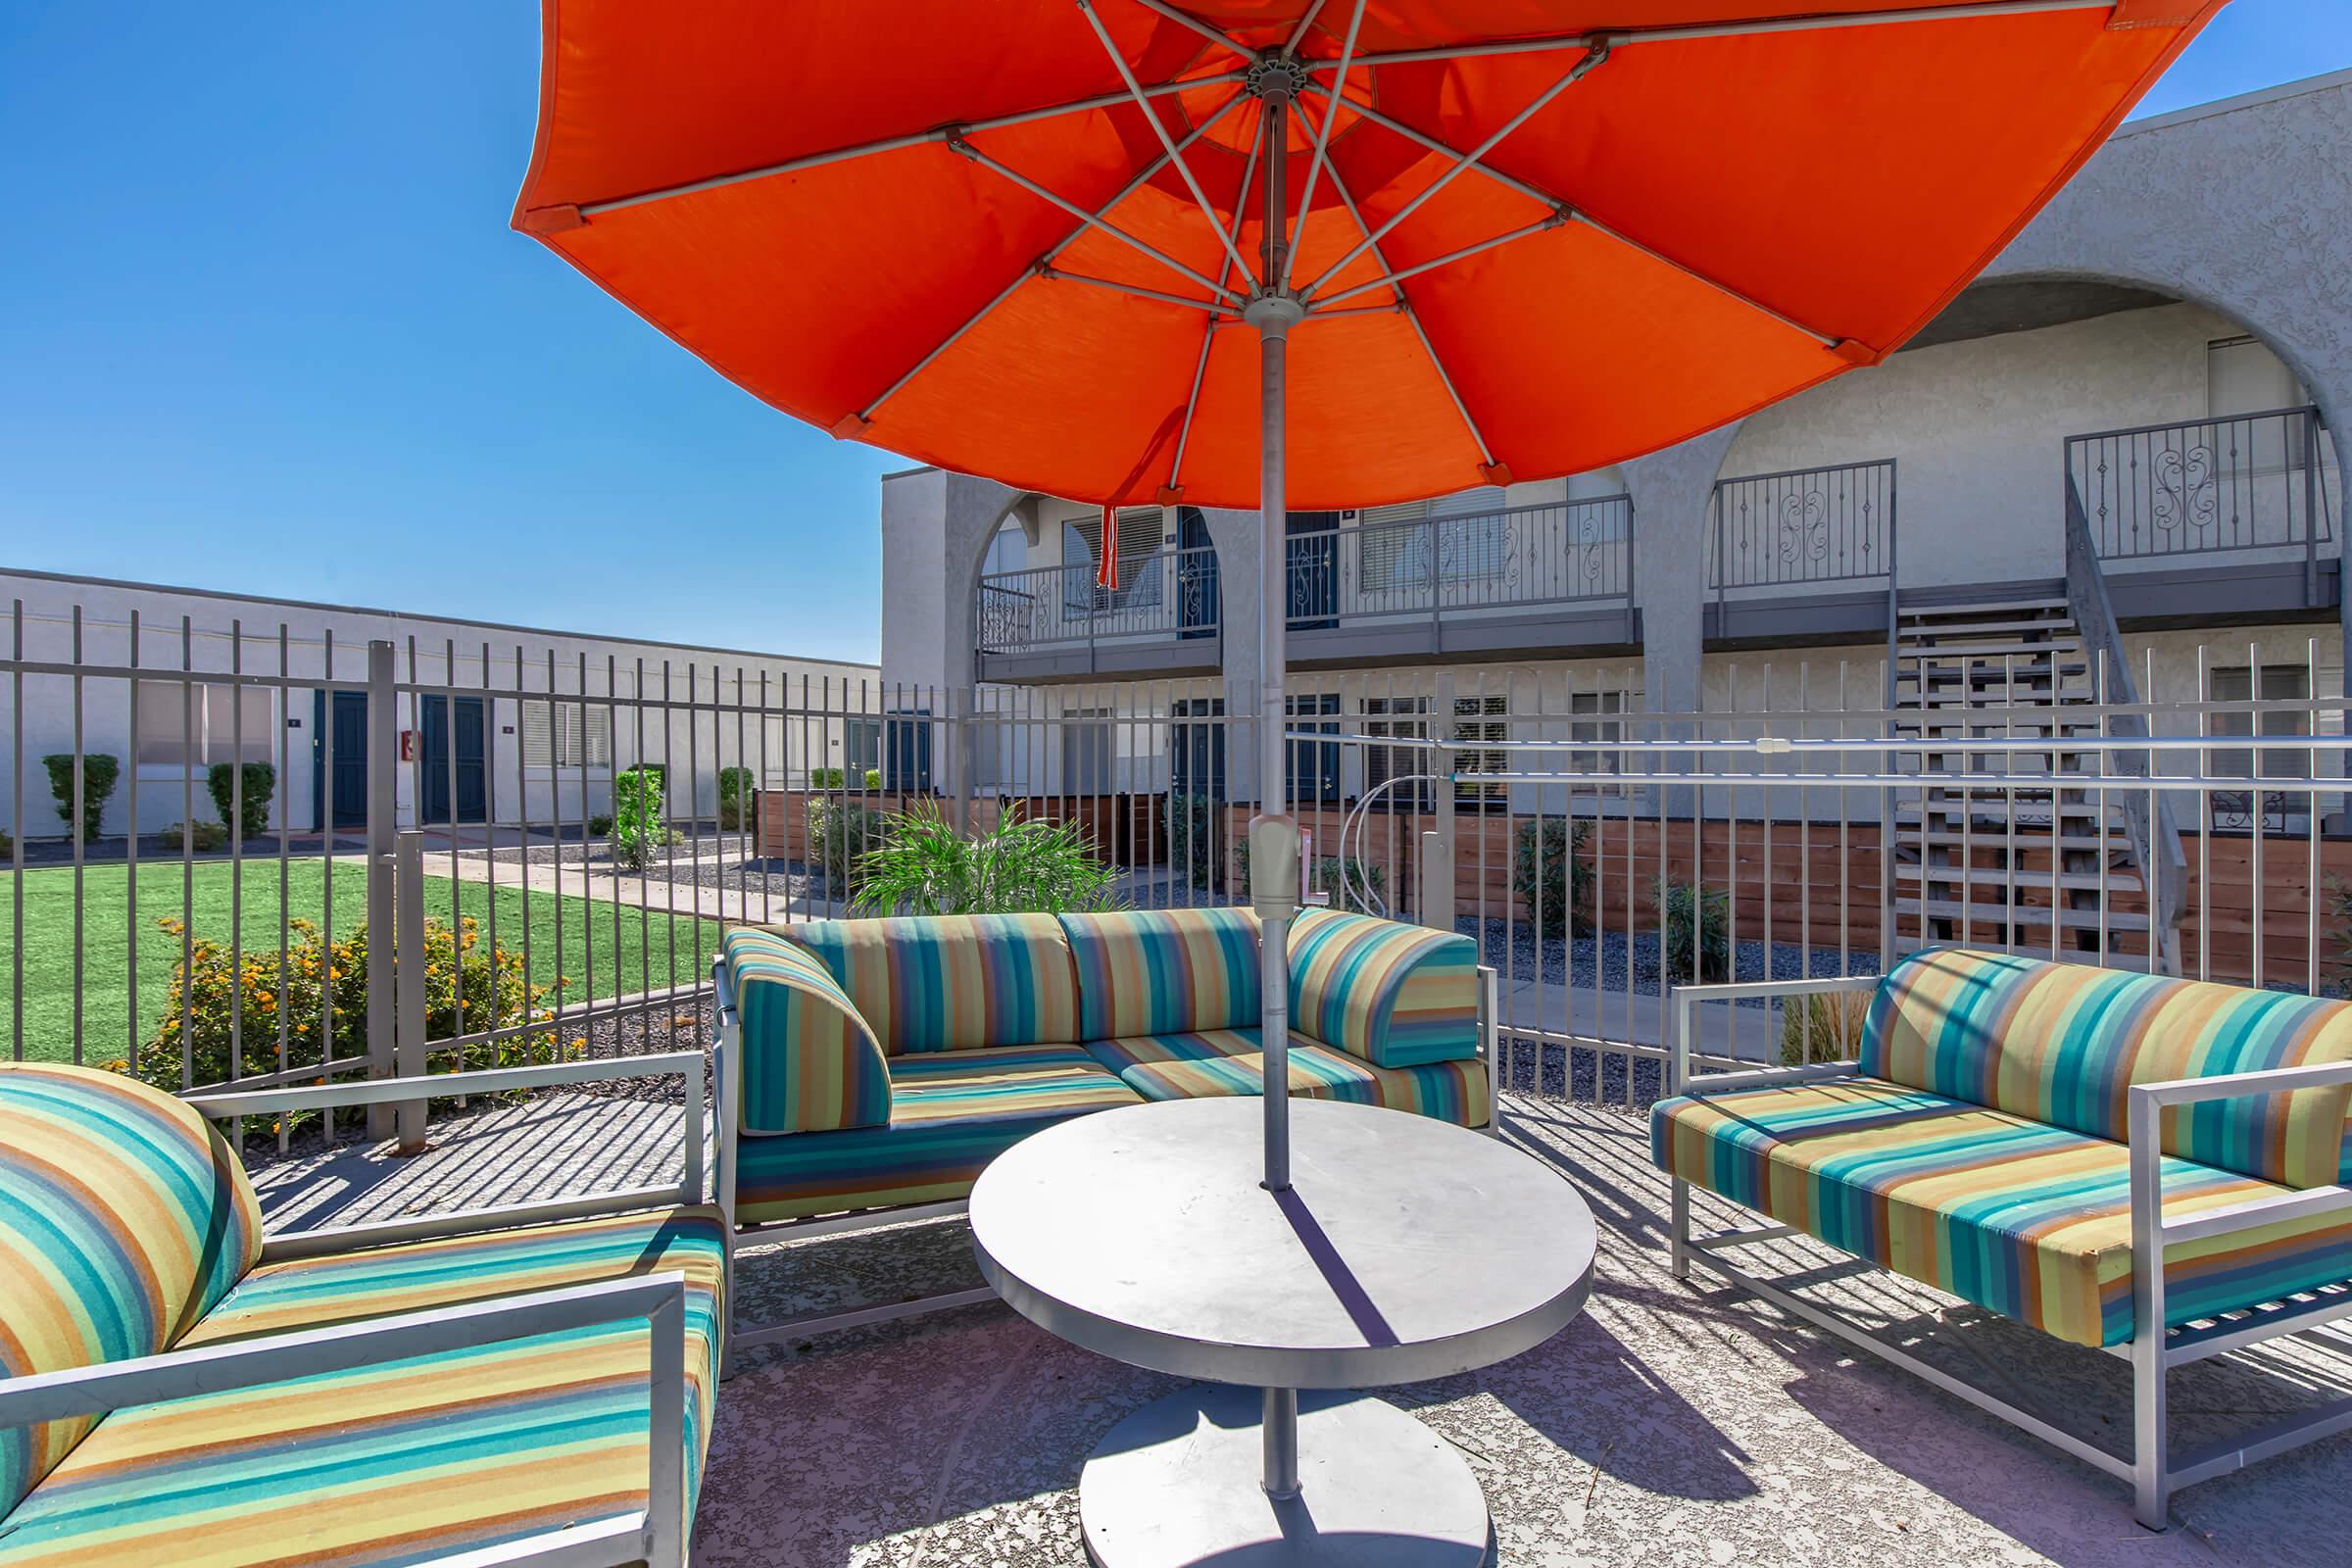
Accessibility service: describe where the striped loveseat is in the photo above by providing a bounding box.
[1654,948,2352,1528]
[0,1058,721,1568]
[712,906,1493,1348]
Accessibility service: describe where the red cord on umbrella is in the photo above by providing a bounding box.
[1097,503,1118,591]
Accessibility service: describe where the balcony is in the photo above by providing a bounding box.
[974,496,1637,681]
[1704,458,1897,646]
[2067,405,2342,622]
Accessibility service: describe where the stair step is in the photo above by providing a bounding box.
[1895,617,2080,640]
[1899,827,2125,852]
[1895,639,2087,661]
[1897,597,2070,620]
[1897,897,2152,932]
[1898,689,2097,708]
[1899,863,2144,893]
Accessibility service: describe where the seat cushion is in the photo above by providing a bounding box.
[1058,906,1261,1039]
[1652,1075,2352,1348]
[0,1206,725,1567]
[722,925,891,1134]
[1086,1029,1491,1129]
[0,1063,263,1516]
[784,914,1081,1054]
[733,1044,1143,1223]
[1865,948,2352,1187]
[1288,908,1480,1068]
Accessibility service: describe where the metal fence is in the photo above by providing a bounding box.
[1708,458,1896,599]
[1284,497,1635,631]
[976,545,1221,656]
[2066,406,2339,575]
[8,599,2347,1141]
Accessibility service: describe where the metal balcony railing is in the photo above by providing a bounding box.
[1707,458,1896,601]
[2065,406,2339,587]
[1282,496,1634,632]
[976,545,1221,656]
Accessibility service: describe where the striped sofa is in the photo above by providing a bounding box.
[713,906,1493,1348]
[1654,948,2352,1528]
[0,1059,720,1568]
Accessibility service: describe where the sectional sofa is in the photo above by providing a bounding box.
[0,1050,717,1568]
[712,905,1496,1349]
[1654,947,2352,1528]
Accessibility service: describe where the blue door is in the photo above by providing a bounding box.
[312,689,368,828]
[1285,510,1339,629]
[420,695,488,824]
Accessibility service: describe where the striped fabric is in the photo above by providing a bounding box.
[1288,908,1480,1068]
[0,1207,726,1566]
[722,926,892,1134]
[732,1044,1142,1223]
[1058,907,1261,1041]
[1653,1076,2352,1348]
[785,915,1081,1054]
[1865,949,2352,1187]
[1085,1029,1491,1129]
[0,1064,262,1517]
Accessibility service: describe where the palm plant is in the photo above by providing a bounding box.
[851,800,1124,916]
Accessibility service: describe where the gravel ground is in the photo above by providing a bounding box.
[1461,918,1879,1004]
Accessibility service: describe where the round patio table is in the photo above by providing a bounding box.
[970,1095,1595,1567]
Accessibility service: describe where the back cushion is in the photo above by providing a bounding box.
[1863,948,2352,1187]
[1059,907,1262,1041]
[722,926,892,1135]
[0,1063,263,1512]
[788,914,1081,1054]
[1289,908,1481,1069]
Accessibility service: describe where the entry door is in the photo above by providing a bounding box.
[312,690,369,828]
[1177,507,1219,639]
[1286,693,1342,808]
[1285,510,1340,628]
[420,695,488,824]
[1170,697,1227,802]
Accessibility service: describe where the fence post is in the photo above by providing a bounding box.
[2305,410,2321,610]
[365,639,399,1141]
[1429,669,1457,930]
[952,686,975,837]
[394,829,428,1153]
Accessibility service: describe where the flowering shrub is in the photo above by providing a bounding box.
[130,914,569,1139]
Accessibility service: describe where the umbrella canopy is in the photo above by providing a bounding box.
[514,0,2219,513]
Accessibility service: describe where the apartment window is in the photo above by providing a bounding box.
[1453,695,1509,808]
[1061,508,1166,612]
[2209,662,2310,832]
[1362,695,1432,812]
[134,681,275,767]
[1062,708,1113,794]
[1356,488,1506,594]
[981,522,1026,578]
[520,700,613,770]
[1568,690,1628,778]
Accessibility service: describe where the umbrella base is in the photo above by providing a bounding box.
[1079,1386,1494,1568]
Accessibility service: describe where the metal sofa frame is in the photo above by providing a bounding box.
[0,1050,712,1568]
[1664,974,2352,1530]
[712,956,1506,1357]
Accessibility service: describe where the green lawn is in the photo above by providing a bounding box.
[2,859,723,1066]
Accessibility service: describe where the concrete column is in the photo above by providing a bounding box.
[878,467,1026,696]
[1624,422,1743,818]
[1197,506,1265,801]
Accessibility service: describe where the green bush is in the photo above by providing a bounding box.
[718,766,755,830]
[1512,818,1593,937]
[807,797,886,889]
[1779,990,1871,1067]
[158,820,230,854]
[588,813,613,838]
[206,762,274,841]
[862,767,882,791]
[851,800,1122,916]
[1657,876,1733,984]
[43,754,119,842]
[130,914,565,1140]
[809,767,846,789]
[1167,793,1232,891]
[611,765,666,872]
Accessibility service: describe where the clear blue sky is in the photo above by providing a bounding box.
[1,2,2344,665]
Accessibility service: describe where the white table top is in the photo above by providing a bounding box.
[970,1096,1595,1389]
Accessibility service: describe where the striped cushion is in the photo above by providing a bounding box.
[1653,1075,2352,1348]
[722,926,891,1134]
[0,1064,262,1516]
[733,1044,1143,1223]
[1085,1029,1491,1129]
[785,915,1081,1054]
[1864,949,2352,1187]
[1288,908,1480,1068]
[0,1207,725,1566]
[1058,907,1262,1040]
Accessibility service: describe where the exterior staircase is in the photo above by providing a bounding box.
[1887,592,2183,969]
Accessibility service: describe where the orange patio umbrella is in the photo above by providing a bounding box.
[513,0,2217,1181]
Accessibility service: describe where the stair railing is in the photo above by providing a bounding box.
[2064,473,2189,972]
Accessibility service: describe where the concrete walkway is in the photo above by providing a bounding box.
[1496,975,1779,1060]
[246,1090,2352,1567]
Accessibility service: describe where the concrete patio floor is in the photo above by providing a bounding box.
[250,1091,2352,1567]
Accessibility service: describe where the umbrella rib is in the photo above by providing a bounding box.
[1310,216,1567,310]
[1322,165,1496,470]
[1284,0,1334,55]
[573,73,1244,220]
[1305,85,1840,348]
[860,90,1250,423]
[951,137,1244,305]
[1300,0,2114,73]
[1041,267,1236,315]
[1081,0,1259,289]
[1170,100,1267,495]
[1121,0,1259,61]
[1298,43,1611,302]
[1281,0,1368,290]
